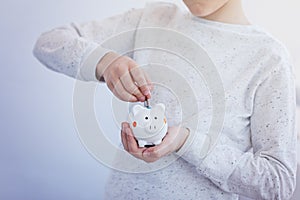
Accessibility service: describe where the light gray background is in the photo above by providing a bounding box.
[0,0,299,199]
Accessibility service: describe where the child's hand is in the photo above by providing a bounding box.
[96,52,152,102]
[120,122,190,163]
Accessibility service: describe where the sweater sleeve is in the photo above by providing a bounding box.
[177,61,297,199]
[33,8,143,81]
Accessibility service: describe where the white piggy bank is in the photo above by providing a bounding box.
[128,103,168,147]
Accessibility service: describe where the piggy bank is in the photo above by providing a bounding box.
[128,103,168,147]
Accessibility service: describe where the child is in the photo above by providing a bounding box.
[33,0,297,199]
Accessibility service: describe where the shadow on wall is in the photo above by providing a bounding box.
[297,86,300,106]
[297,86,300,140]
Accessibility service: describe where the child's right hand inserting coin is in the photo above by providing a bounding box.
[96,51,153,102]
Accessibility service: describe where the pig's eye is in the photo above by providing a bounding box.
[154,117,157,120]
[145,116,149,120]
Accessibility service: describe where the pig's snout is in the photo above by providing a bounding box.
[148,125,157,130]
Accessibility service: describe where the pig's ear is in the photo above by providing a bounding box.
[132,105,144,115]
[155,103,166,112]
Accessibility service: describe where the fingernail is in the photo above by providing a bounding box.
[131,96,138,102]
[125,128,131,135]
[122,123,126,130]
[139,96,145,102]
[144,90,150,96]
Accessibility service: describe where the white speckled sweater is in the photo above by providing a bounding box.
[33,2,297,200]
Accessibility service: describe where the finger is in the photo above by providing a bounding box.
[143,129,178,159]
[143,70,153,99]
[113,79,138,102]
[143,143,171,161]
[121,130,129,151]
[125,127,145,159]
[121,121,130,129]
[129,66,151,97]
[121,123,129,151]
[106,77,129,102]
[108,82,128,102]
[125,127,139,152]
[119,71,145,102]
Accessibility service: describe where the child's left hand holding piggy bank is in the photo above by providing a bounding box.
[121,114,190,163]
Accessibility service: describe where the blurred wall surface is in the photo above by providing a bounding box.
[0,1,299,199]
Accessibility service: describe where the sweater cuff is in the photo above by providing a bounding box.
[79,45,112,82]
[175,128,210,164]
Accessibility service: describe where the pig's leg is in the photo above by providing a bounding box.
[153,140,162,145]
[138,140,147,147]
